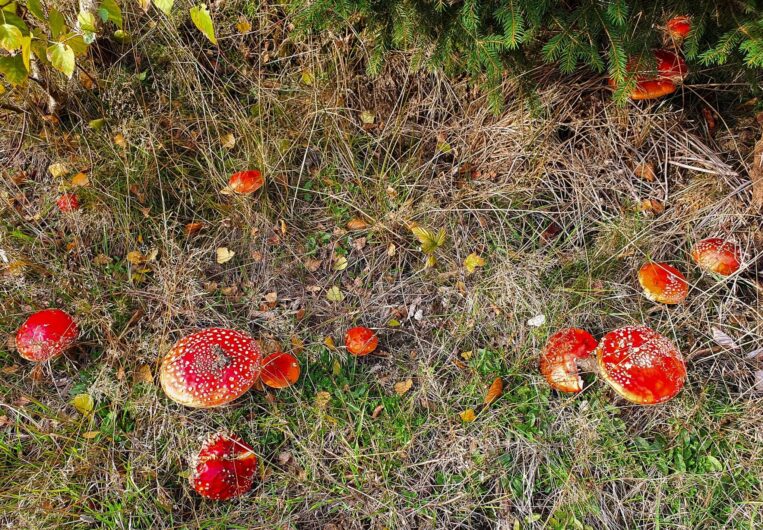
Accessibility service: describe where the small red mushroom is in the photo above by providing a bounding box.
[226,170,264,195]
[690,238,742,276]
[160,328,261,408]
[666,16,691,42]
[260,351,300,389]
[57,193,80,212]
[345,326,378,356]
[190,432,258,500]
[16,309,78,362]
[638,262,689,304]
[539,328,599,393]
[596,326,686,405]
[609,49,688,100]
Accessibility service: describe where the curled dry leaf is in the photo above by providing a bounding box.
[464,253,486,274]
[640,199,665,214]
[394,378,413,396]
[48,163,69,178]
[634,162,656,182]
[371,404,384,418]
[326,285,344,302]
[711,327,739,350]
[346,218,369,231]
[483,377,504,405]
[184,222,204,236]
[216,247,235,264]
[220,133,236,150]
[133,364,153,384]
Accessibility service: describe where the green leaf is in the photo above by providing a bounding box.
[26,0,45,20]
[20,34,30,71]
[48,9,67,39]
[77,10,97,33]
[190,4,217,45]
[2,11,28,34]
[153,0,174,16]
[62,33,89,56]
[72,393,95,416]
[47,42,75,78]
[0,54,27,85]
[0,23,22,51]
[2,2,17,13]
[88,118,106,130]
[98,0,123,29]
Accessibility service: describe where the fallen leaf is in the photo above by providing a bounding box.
[527,314,546,327]
[745,347,763,360]
[387,243,396,257]
[326,285,344,302]
[264,291,278,305]
[702,107,716,134]
[113,133,127,148]
[333,256,348,271]
[290,335,304,354]
[346,218,369,231]
[751,132,763,210]
[460,408,476,422]
[305,259,322,272]
[82,431,100,439]
[48,163,69,178]
[126,250,145,265]
[371,404,384,418]
[640,199,664,214]
[634,162,656,182]
[711,327,739,350]
[754,370,763,394]
[184,222,204,236]
[483,377,504,405]
[72,393,94,416]
[300,70,315,86]
[323,336,336,350]
[236,18,252,33]
[71,172,89,187]
[220,133,236,150]
[332,359,341,376]
[464,253,486,274]
[360,110,375,125]
[216,247,235,264]
[133,365,153,384]
[394,378,413,396]
[461,350,473,360]
[93,254,112,266]
[315,391,331,409]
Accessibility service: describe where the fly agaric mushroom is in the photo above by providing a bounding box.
[190,432,258,500]
[260,351,300,389]
[16,309,79,362]
[609,49,688,100]
[638,262,689,304]
[226,170,264,195]
[539,328,599,393]
[345,326,379,356]
[160,328,261,408]
[596,326,686,405]
[690,238,742,276]
[57,193,80,212]
[666,16,691,42]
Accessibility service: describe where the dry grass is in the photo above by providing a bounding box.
[1,2,762,529]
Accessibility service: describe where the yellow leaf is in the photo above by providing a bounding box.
[332,359,341,376]
[464,253,486,274]
[126,250,144,265]
[323,336,336,350]
[461,350,473,360]
[113,133,127,148]
[460,408,477,422]
[315,391,331,409]
[394,378,413,396]
[360,110,375,124]
[48,162,69,178]
[300,70,315,86]
[425,254,437,268]
[216,247,235,264]
[133,364,153,384]
[82,431,100,439]
[326,285,344,302]
[220,133,236,149]
[387,243,396,256]
[410,224,446,254]
[483,377,504,406]
[346,218,369,230]
[71,172,89,187]
[72,393,94,416]
[333,256,348,271]
[235,18,252,33]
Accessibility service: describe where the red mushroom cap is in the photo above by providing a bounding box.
[638,262,689,304]
[16,309,78,362]
[610,49,688,100]
[596,326,686,405]
[539,328,598,393]
[57,193,80,212]
[227,170,264,195]
[160,328,261,408]
[344,326,379,356]
[690,238,742,276]
[260,351,301,389]
[667,16,691,41]
[190,432,258,500]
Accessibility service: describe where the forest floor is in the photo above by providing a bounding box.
[1,2,762,529]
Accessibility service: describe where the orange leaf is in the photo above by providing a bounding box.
[184,222,204,236]
[483,377,504,406]
[460,409,476,422]
[346,218,370,230]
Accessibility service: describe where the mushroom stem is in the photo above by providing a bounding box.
[576,355,598,374]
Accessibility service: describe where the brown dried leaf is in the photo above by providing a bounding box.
[751,132,763,211]
[483,377,504,405]
[393,378,413,396]
[133,365,153,384]
[184,222,204,236]
[371,404,384,419]
[71,172,89,187]
[634,162,656,182]
[346,218,370,231]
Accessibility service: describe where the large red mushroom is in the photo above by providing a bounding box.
[16,309,78,362]
[638,262,689,304]
[345,326,379,356]
[160,328,261,408]
[690,238,742,276]
[609,49,688,100]
[190,432,258,500]
[666,16,691,42]
[539,328,599,393]
[260,351,301,389]
[596,326,686,405]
